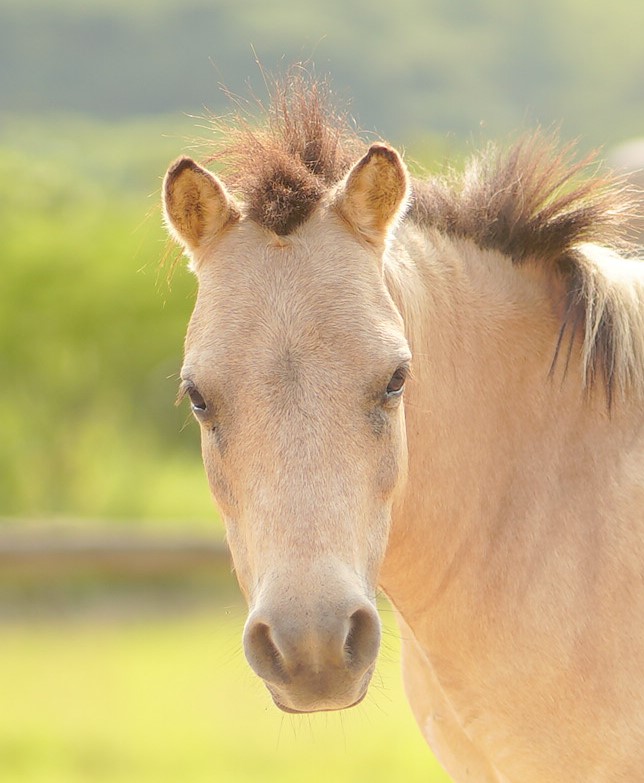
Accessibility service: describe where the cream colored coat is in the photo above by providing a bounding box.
[164,119,644,782]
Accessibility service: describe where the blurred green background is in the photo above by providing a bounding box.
[1,0,642,781]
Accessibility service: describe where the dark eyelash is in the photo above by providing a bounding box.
[175,380,191,407]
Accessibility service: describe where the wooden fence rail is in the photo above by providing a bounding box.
[0,525,230,579]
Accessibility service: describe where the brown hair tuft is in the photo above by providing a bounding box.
[205,68,365,235]
[409,134,633,264]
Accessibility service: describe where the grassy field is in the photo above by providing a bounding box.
[0,604,453,783]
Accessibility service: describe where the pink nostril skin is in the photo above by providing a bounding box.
[242,599,381,712]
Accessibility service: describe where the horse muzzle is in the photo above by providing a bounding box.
[242,593,381,713]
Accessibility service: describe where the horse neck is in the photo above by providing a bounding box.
[380,225,617,625]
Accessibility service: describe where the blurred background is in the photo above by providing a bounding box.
[1,0,642,781]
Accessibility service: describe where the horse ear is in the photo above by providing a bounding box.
[163,157,240,254]
[335,144,410,245]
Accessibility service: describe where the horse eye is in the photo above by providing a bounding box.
[188,387,207,412]
[386,366,408,397]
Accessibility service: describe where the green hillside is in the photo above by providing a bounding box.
[1,0,643,146]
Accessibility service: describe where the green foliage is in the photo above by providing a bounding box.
[0,115,216,523]
[0,608,453,782]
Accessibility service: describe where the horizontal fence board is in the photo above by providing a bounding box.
[0,524,231,579]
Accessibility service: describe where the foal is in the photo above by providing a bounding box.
[163,79,644,782]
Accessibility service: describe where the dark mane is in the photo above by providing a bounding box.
[409,134,633,264]
[206,71,366,236]
[409,137,638,402]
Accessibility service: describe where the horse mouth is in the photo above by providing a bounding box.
[271,688,368,714]
[267,666,373,714]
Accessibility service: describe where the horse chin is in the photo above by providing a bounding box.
[265,667,374,714]
[270,688,369,714]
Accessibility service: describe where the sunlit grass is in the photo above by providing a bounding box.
[0,606,452,782]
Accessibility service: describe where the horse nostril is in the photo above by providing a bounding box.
[344,605,381,672]
[244,600,381,691]
[243,619,289,685]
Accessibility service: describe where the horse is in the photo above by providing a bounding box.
[162,76,644,782]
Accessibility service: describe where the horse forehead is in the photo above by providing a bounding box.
[188,294,399,374]
[186,288,405,398]
[193,224,392,340]
[200,213,376,289]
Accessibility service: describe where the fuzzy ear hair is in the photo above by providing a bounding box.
[335,144,410,245]
[163,157,240,255]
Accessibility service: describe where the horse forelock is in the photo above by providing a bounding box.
[205,70,366,236]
